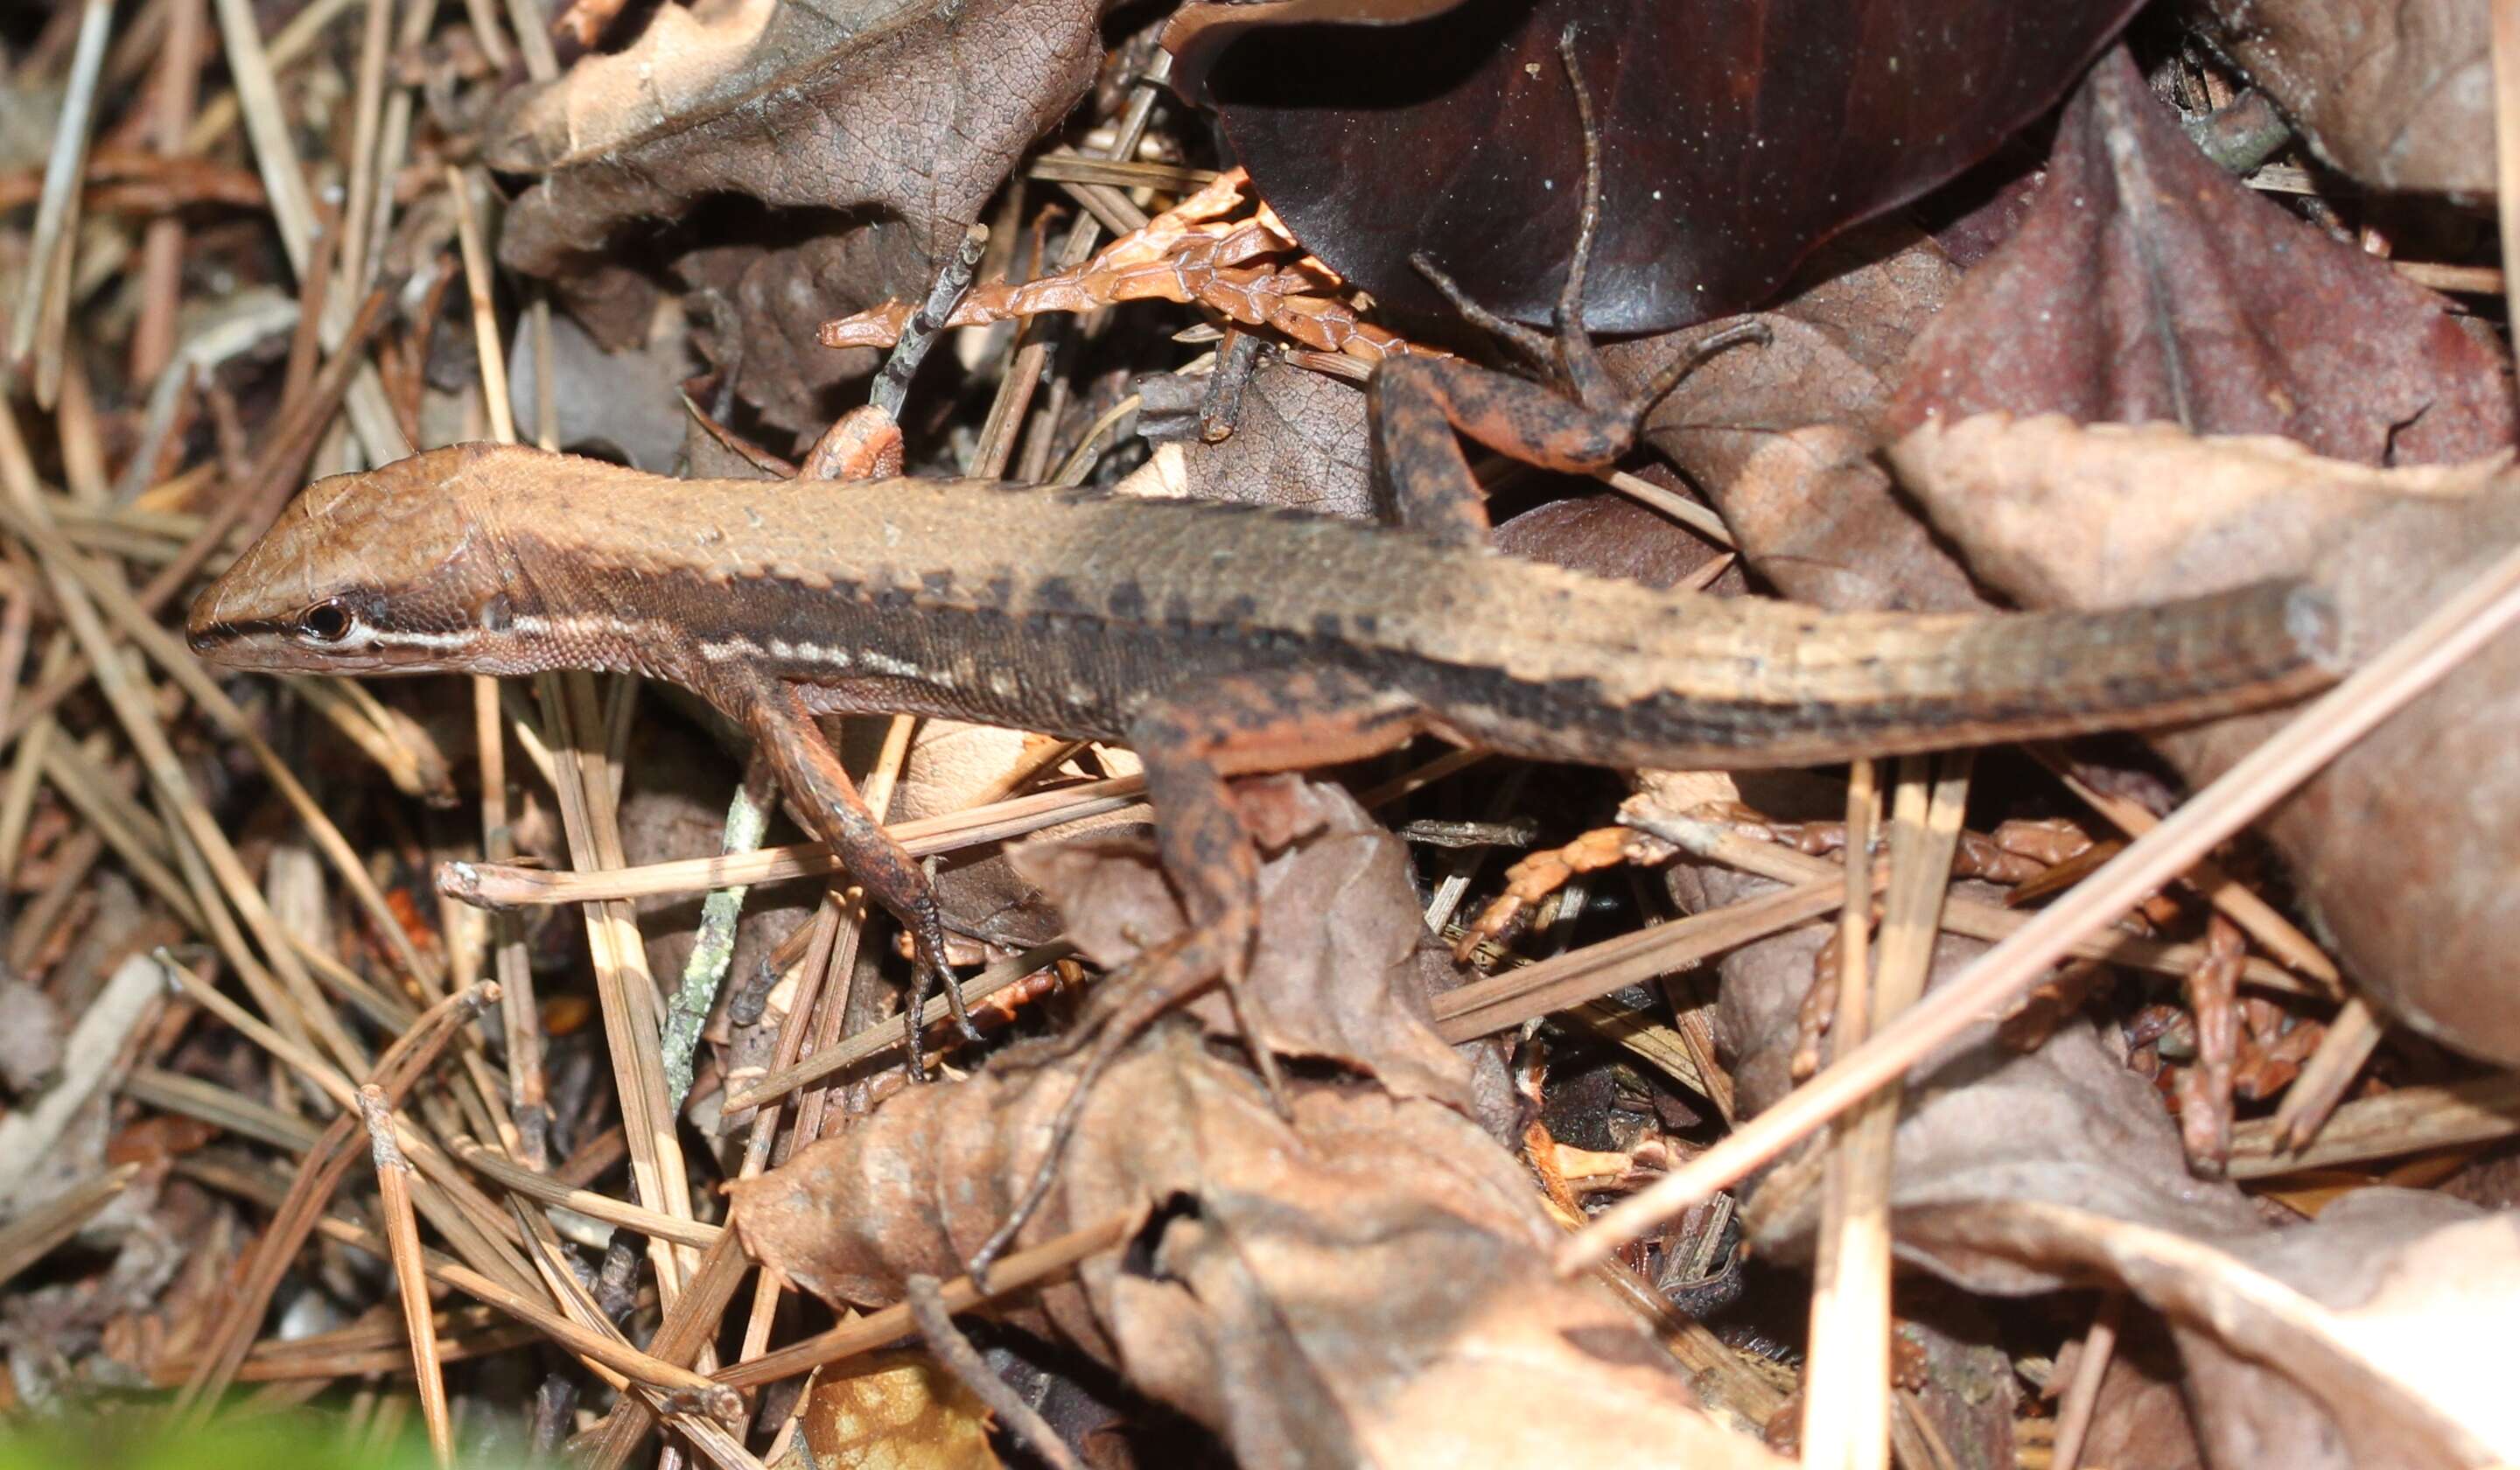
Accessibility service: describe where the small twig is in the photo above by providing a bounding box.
[906,1275,1089,1470]
[872,222,989,421]
[1564,527,2520,1272]
[360,1086,453,1469]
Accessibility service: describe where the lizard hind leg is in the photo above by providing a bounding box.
[968,669,1426,1283]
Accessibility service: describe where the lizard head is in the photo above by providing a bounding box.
[187,443,528,675]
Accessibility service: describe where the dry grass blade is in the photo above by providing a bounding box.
[576,1228,756,1470]
[1629,809,2328,998]
[174,978,500,1418]
[438,774,1147,910]
[359,1085,453,1469]
[1808,756,1973,1467]
[721,940,1078,1111]
[2033,745,2342,988]
[1564,533,2520,1271]
[444,1135,719,1250]
[1433,878,1855,1042]
[5,0,111,398]
[2229,1072,2520,1178]
[1,379,365,1077]
[2264,997,2386,1151]
[2048,1293,2121,1470]
[1801,755,1886,1470]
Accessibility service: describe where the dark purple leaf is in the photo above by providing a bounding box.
[1169,0,2144,332]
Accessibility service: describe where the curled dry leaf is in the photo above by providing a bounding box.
[1166,0,2142,332]
[487,0,1108,432]
[1889,413,2520,1064]
[2186,0,2491,194]
[1886,48,2514,466]
[733,1028,1778,1470]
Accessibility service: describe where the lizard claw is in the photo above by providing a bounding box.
[901,897,980,1083]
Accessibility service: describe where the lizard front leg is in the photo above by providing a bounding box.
[968,667,1426,1283]
[702,662,976,1080]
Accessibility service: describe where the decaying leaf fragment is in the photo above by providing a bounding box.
[1887,49,2513,466]
[487,0,1109,431]
[1890,413,2520,1063]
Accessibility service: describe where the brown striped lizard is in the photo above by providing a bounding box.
[186,46,2346,1278]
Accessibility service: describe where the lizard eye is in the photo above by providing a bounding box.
[298,598,357,642]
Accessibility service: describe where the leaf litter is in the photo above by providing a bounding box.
[2,0,2518,1466]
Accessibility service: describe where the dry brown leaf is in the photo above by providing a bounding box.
[2188,0,2490,194]
[1149,355,1375,519]
[2068,1328,2211,1470]
[1888,413,2520,1064]
[1007,774,1475,1111]
[1492,491,1731,592]
[1886,49,2513,466]
[1614,220,1993,614]
[487,0,1109,433]
[734,1027,1780,1470]
[1896,1193,2517,1469]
